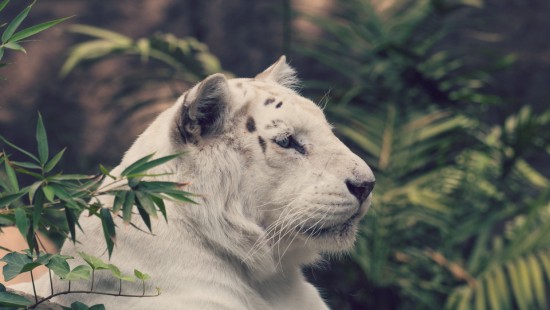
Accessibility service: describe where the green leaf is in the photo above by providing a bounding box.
[0,192,25,207]
[3,41,26,53]
[122,191,135,224]
[151,195,167,222]
[14,207,29,239]
[36,112,49,165]
[106,264,135,282]
[112,190,126,214]
[65,301,90,310]
[126,154,181,177]
[78,252,109,270]
[0,0,10,13]
[136,191,157,219]
[46,254,70,278]
[120,153,154,176]
[0,251,31,281]
[28,180,42,203]
[9,16,72,43]
[89,304,106,310]
[100,208,116,258]
[136,204,152,232]
[42,185,55,202]
[0,135,39,163]
[65,207,77,243]
[12,160,42,170]
[0,47,4,61]
[44,147,66,173]
[62,265,92,281]
[134,269,150,281]
[32,189,44,231]
[99,164,114,178]
[1,0,34,43]
[0,291,32,307]
[4,158,18,191]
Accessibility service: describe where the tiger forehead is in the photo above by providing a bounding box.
[229,78,327,122]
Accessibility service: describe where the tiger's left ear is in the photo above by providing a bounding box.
[177,73,230,144]
[255,56,298,89]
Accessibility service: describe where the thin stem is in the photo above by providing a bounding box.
[29,289,160,309]
[68,280,71,292]
[48,269,53,296]
[119,279,122,295]
[91,269,95,291]
[29,270,38,304]
[142,280,145,296]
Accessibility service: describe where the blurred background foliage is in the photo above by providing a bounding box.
[1,0,549,309]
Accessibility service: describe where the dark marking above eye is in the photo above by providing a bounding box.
[258,136,267,153]
[275,102,283,108]
[264,98,275,105]
[246,117,256,133]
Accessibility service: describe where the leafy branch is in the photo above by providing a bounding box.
[0,0,71,62]
[0,114,194,308]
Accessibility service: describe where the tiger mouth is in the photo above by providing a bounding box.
[297,212,360,237]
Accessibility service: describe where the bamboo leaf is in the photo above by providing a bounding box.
[136,205,151,232]
[36,112,49,165]
[65,207,77,243]
[4,158,18,192]
[112,190,126,214]
[0,135,39,163]
[151,195,167,222]
[0,192,25,207]
[135,191,157,219]
[0,0,10,13]
[44,147,66,173]
[14,207,28,239]
[124,153,181,177]
[122,191,135,224]
[120,153,154,176]
[32,189,44,231]
[9,16,72,42]
[3,41,25,53]
[1,0,34,43]
[100,208,116,258]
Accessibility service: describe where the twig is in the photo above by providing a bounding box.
[48,269,53,296]
[29,270,38,304]
[29,289,160,309]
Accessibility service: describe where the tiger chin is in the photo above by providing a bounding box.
[21,56,375,309]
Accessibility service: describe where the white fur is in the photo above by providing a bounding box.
[14,58,374,309]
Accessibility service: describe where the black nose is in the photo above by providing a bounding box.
[346,180,375,203]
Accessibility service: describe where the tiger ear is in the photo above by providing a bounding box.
[177,73,230,143]
[255,55,298,89]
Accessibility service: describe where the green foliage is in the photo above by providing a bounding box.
[0,0,71,62]
[0,115,191,308]
[296,0,550,309]
[60,25,228,123]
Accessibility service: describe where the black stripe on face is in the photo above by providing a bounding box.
[246,117,256,133]
[264,98,275,105]
[258,136,266,153]
[275,101,283,108]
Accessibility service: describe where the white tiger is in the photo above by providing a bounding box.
[20,56,375,309]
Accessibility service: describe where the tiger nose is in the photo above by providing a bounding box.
[345,180,375,203]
